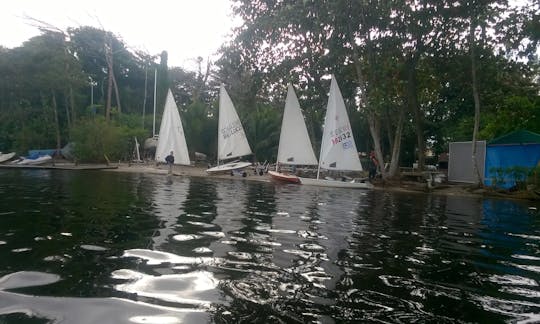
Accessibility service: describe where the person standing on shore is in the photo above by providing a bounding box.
[369,150,379,180]
[165,151,174,174]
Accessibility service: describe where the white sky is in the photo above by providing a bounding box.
[1,0,240,70]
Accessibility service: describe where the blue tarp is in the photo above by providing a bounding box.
[27,149,58,159]
[484,144,540,188]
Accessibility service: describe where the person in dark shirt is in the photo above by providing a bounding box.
[165,151,174,174]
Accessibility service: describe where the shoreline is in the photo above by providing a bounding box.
[103,162,531,201]
[3,160,534,200]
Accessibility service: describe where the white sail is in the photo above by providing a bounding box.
[318,76,363,171]
[155,90,191,165]
[276,84,318,166]
[218,85,252,161]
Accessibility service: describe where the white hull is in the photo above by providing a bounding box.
[17,155,52,165]
[298,176,373,189]
[0,152,16,163]
[206,161,252,173]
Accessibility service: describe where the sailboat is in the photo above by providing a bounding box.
[268,84,318,183]
[0,152,16,164]
[155,89,191,165]
[298,76,373,189]
[206,85,252,173]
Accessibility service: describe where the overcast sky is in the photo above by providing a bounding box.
[2,0,239,70]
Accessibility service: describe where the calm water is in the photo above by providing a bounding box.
[0,169,539,323]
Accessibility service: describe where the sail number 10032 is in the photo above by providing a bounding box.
[331,131,351,145]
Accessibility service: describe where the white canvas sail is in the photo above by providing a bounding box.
[276,84,318,166]
[318,76,363,171]
[155,90,191,165]
[218,85,252,162]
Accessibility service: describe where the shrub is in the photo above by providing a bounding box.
[70,116,146,163]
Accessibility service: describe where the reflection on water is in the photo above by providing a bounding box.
[0,169,539,323]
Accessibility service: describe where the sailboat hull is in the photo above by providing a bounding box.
[268,170,300,183]
[0,152,16,163]
[206,161,252,173]
[298,176,373,189]
[17,155,52,165]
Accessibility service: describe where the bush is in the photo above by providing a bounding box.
[70,116,146,163]
[528,166,540,188]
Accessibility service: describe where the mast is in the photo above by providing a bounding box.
[316,159,322,180]
[152,69,157,137]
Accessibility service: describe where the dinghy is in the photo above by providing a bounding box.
[207,85,253,174]
[268,84,318,184]
[298,76,373,189]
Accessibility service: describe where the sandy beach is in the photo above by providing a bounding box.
[105,162,272,183]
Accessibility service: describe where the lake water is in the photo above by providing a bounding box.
[0,169,539,323]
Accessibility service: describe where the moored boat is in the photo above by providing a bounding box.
[206,85,253,174]
[297,75,373,189]
[17,154,52,165]
[267,170,300,183]
[269,84,318,183]
[0,152,16,163]
[155,89,191,166]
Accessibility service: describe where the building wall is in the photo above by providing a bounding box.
[484,144,540,189]
[448,141,486,183]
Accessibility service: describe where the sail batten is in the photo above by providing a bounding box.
[155,90,191,165]
[217,85,252,162]
[276,84,318,166]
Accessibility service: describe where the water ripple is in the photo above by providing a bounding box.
[112,269,222,308]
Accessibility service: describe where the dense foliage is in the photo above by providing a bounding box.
[0,2,538,173]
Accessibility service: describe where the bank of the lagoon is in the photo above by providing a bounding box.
[0,168,539,323]
[106,162,539,201]
[1,160,535,200]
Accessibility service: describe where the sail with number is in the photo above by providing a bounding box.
[217,85,252,162]
[297,75,372,189]
[155,89,190,165]
[318,76,363,172]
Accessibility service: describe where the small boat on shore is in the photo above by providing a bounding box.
[206,85,253,174]
[297,76,373,189]
[268,170,300,183]
[269,84,318,184]
[0,152,16,163]
[17,155,52,165]
[155,89,191,166]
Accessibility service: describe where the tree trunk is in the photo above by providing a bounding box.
[142,68,148,129]
[387,104,405,177]
[407,57,425,171]
[51,90,61,154]
[112,70,121,114]
[64,90,71,130]
[368,113,386,177]
[384,106,394,155]
[70,85,76,123]
[106,58,113,122]
[470,19,483,186]
[104,35,121,121]
[350,39,387,178]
